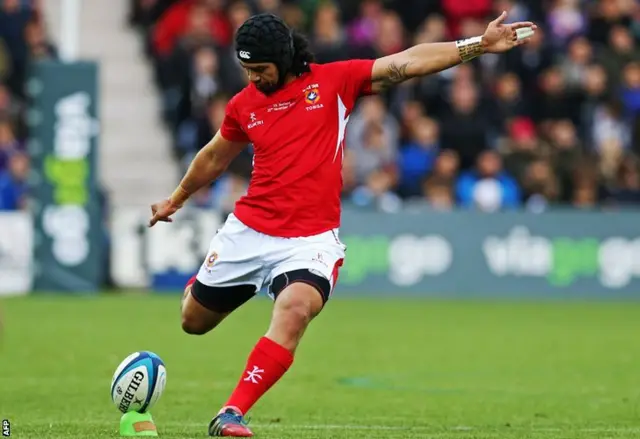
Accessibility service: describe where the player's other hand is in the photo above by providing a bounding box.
[481,11,537,54]
[148,199,180,227]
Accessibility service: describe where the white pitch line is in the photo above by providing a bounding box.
[170,423,432,431]
[23,420,640,434]
[167,422,640,433]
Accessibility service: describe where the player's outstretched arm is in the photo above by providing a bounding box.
[148,131,247,226]
[370,11,536,93]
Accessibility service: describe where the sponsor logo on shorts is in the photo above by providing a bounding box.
[312,252,328,268]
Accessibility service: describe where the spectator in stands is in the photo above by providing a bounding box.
[152,0,231,59]
[414,13,448,45]
[397,116,439,199]
[607,153,640,205]
[422,175,455,210]
[620,61,640,118]
[588,0,635,46]
[310,2,349,64]
[500,24,554,93]
[173,44,221,133]
[227,0,251,31]
[501,117,547,185]
[571,158,602,208]
[280,2,305,30]
[545,0,587,49]
[521,158,559,212]
[0,150,27,210]
[559,35,594,92]
[579,64,611,148]
[0,37,11,84]
[396,99,426,141]
[456,149,521,212]
[490,71,530,135]
[348,122,396,189]
[160,3,219,122]
[373,10,406,57]
[347,95,399,161]
[0,117,20,170]
[592,100,631,165]
[440,0,492,39]
[0,0,31,95]
[256,0,281,16]
[597,24,640,91]
[347,0,382,48]
[346,120,401,212]
[422,149,459,209]
[196,93,227,153]
[0,83,22,129]
[548,119,583,201]
[24,15,57,61]
[534,66,582,131]
[428,149,460,183]
[439,79,488,170]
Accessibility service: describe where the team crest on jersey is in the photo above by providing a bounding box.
[204,251,218,271]
[302,84,324,111]
[304,88,320,105]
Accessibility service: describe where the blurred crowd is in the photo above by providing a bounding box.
[0,0,56,211]
[125,0,639,213]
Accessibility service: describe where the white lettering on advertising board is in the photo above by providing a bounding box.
[0,212,33,295]
[110,208,222,288]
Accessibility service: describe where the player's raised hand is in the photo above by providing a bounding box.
[481,11,537,54]
[149,199,180,227]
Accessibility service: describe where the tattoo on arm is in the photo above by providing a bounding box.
[378,61,411,90]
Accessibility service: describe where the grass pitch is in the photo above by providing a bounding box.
[1,294,640,438]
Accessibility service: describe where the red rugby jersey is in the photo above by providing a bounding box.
[219,60,375,237]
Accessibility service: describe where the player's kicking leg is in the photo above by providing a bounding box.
[181,274,259,437]
[181,274,256,335]
[208,269,336,437]
[178,274,259,437]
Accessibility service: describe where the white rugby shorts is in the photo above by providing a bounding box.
[196,213,346,298]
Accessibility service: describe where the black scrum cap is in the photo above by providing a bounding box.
[235,13,294,81]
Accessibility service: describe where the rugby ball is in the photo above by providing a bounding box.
[110,351,167,413]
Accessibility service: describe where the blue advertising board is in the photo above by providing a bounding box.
[113,207,640,298]
[27,61,103,292]
[337,209,640,298]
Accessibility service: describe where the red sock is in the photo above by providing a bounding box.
[223,337,294,415]
[185,274,197,289]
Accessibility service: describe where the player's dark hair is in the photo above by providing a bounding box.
[290,30,315,77]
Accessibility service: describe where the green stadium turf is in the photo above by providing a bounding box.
[1,294,640,438]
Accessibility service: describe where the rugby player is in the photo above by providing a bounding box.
[149,11,536,437]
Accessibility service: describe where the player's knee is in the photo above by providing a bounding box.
[284,300,313,326]
[180,303,225,335]
[268,283,325,352]
[181,316,210,335]
[275,292,317,330]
